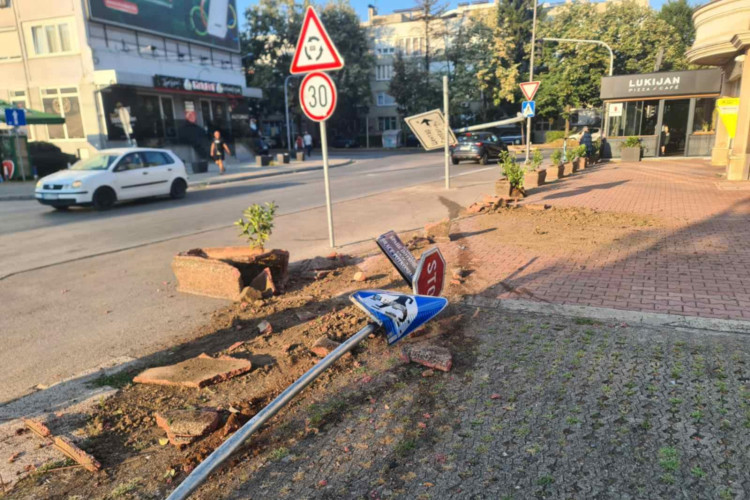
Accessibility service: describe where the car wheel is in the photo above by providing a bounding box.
[170,178,188,199]
[451,157,460,165]
[479,153,489,166]
[92,187,116,211]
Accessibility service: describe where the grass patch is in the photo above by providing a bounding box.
[395,438,416,456]
[91,370,135,389]
[36,458,75,473]
[690,466,706,478]
[109,479,140,498]
[269,447,290,461]
[658,447,680,472]
[537,475,555,486]
[573,317,599,326]
[308,399,347,427]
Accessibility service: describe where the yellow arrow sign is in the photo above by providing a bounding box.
[717,97,740,139]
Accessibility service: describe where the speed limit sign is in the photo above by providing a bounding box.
[300,72,337,122]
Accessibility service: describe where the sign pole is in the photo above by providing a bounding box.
[14,127,26,182]
[320,121,335,248]
[525,0,538,164]
[443,75,450,190]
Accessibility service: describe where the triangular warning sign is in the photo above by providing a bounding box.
[290,7,345,74]
[519,81,540,101]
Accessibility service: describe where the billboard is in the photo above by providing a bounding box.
[87,0,240,52]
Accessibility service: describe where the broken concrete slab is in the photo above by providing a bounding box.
[400,344,453,372]
[155,409,219,447]
[133,354,252,388]
[249,267,276,298]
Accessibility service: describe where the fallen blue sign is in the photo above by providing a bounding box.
[351,290,448,345]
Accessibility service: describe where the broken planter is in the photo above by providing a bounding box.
[172,247,289,300]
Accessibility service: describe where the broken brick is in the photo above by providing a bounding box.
[226,341,245,353]
[311,336,343,358]
[352,271,367,282]
[249,267,277,298]
[401,344,453,372]
[133,354,252,388]
[53,436,102,472]
[155,409,219,447]
[467,202,486,214]
[257,320,272,335]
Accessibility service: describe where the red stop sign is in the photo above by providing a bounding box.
[413,247,446,297]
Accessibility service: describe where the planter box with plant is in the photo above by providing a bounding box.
[172,202,290,300]
[563,148,575,176]
[546,150,564,181]
[523,149,546,189]
[620,136,642,162]
[574,145,587,171]
[495,151,526,198]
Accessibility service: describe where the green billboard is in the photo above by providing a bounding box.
[87,0,239,52]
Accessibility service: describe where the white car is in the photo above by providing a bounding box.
[35,148,188,211]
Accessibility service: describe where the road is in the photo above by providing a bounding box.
[0,150,498,404]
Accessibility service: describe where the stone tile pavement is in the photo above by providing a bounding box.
[448,160,750,321]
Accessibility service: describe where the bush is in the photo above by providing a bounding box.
[623,136,641,148]
[575,145,587,158]
[545,130,566,143]
[551,149,563,165]
[234,202,277,249]
[531,149,543,170]
[500,151,525,189]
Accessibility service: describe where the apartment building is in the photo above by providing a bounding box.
[361,1,496,140]
[0,0,261,159]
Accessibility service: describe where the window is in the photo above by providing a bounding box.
[0,31,22,62]
[399,37,424,56]
[41,87,84,140]
[376,92,396,107]
[378,116,398,131]
[692,98,716,133]
[376,65,393,81]
[27,19,76,56]
[376,46,395,55]
[607,100,658,137]
[116,153,145,171]
[142,151,173,167]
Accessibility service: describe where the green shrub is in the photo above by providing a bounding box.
[623,136,641,148]
[531,149,544,170]
[550,149,563,165]
[575,145,587,158]
[545,130,566,143]
[500,151,525,189]
[234,202,277,249]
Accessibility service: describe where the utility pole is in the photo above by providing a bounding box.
[443,75,450,190]
[524,0,538,164]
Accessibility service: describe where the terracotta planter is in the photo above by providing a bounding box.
[524,169,546,189]
[545,165,563,181]
[563,162,574,176]
[576,157,586,170]
[172,247,290,300]
[296,152,305,161]
[620,147,641,162]
[495,179,525,199]
[276,153,290,164]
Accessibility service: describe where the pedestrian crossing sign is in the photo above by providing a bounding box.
[522,101,535,118]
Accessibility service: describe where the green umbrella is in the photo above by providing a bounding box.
[0,100,65,125]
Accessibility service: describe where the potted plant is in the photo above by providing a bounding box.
[171,202,290,300]
[495,151,526,198]
[591,139,602,164]
[563,146,575,176]
[620,136,642,162]
[523,149,546,189]
[575,145,587,171]
[547,149,564,181]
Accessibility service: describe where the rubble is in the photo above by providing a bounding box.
[424,219,451,243]
[400,343,453,372]
[249,267,277,297]
[257,320,273,335]
[23,419,101,473]
[133,354,252,388]
[310,336,344,358]
[155,409,220,447]
[352,271,367,282]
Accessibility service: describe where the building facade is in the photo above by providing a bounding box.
[686,0,750,180]
[0,0,260,162]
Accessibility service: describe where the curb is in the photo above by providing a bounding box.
[187,159,354,188]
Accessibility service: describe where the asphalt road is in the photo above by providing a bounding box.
[0,150,498,404]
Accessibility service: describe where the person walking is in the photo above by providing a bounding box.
[295,134,304,155]
[210,130,231,174]
[660,125,671,156]
[303,131,313,158]
[580,126,594,158]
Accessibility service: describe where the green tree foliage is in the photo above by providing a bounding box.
[658,0,696,56]
[389,53,441,117]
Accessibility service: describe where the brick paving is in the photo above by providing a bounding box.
[448,160,750,321]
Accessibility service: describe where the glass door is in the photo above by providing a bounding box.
[661,99,690,156]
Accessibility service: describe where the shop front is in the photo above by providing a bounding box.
[600,69,722,158]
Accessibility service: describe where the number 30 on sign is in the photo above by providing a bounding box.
[300,72,337,122]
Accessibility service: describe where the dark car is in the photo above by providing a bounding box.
[330,136,359,148]
[451,132,508,165]
[499,129,524,146]
[28,142,78,178]
[404,133,421,147]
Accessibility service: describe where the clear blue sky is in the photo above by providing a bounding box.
[236,0,697,24]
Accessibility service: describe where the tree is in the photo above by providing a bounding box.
[413,0,447,73]
[389,53,440,117]
[659,0,696,53]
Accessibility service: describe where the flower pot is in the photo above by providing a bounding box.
[495,179,525,198]
[276,153,290,164]
[296,152,305,161]
[172,247,290,300]
[620,147,641,162]
[563,162,574,176]
[576,157,586,170]
[545,165,563,181]
[524,169,546,189]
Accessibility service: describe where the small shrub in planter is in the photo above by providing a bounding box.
[496,151,526,198]
[551,149,563,166]
[547,150,564,180]
[574,145,587,170]
[235,202,278,251]
[621,136,642,162]
[524,149,546,188]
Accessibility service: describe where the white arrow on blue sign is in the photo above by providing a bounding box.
[5,108,27,127]
[350,290,448,345]
[522,101,535,118]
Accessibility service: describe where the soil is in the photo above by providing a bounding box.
[4,205,665,500]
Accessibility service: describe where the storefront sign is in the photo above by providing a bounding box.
[608,102,623,117]
[601,69,722,100]
[717,97,740,139]
[153,75,243,97]
[87,0,239,51]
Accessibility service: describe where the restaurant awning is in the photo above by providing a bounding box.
[0,100,65,125]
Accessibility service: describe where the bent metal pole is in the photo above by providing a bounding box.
[166,323,377,500]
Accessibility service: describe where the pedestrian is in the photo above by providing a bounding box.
[210,130,231,175]
[303,131,313,158]
[580,126,594,158]
[660,125,671,156]
[295,134,304,154]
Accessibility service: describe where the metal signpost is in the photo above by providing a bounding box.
[5,108,27,181]
[166,290,447,500]
[524,0,539,164]
[404,108,458,190]
[443,75,450,189]
[376,231,419,284]
[290,6,345,248]
[376,230,447,298]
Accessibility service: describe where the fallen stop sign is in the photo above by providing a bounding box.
[413,247,446,297]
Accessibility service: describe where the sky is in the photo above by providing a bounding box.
[236,0,696,24]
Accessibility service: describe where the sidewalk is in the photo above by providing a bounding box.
[0,157,354,201]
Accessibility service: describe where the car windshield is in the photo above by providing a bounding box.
[70,154,119,171]
[458,134,489,143]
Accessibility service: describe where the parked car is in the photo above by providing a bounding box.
[404,133,421,148]
[568,127,602,142]
[28,141,78,178]
[34,147,188,211]
[331,136,359,148]
[450,132,508,165]
[499,130,524,145]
